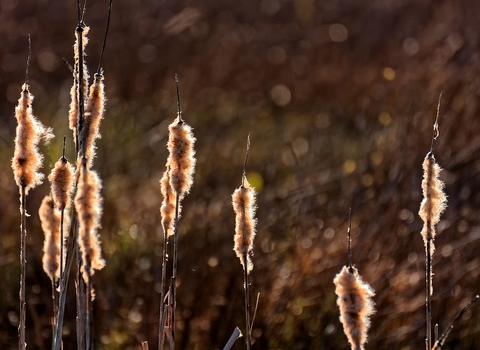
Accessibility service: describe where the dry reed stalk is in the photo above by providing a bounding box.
[232,135,257,350]
[419,100,447,350]
[334,266,375,350]
[12,67,53,349]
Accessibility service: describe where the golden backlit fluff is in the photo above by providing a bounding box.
[48,156,74,211]
[167,117,196,197]
[39,196,61,282]
[160,166,177,237]
[334,266,375,350]
[12,84,53,194]
[419,152,447,249]
[74,165,105,282]
[232,178,257,274]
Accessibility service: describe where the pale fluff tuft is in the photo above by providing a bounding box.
[39,196,61,282]
[232,178,257,274]
[48,156,74,210]
[160,167,178,237]
[12,84,53,194]
[334,266,375,350]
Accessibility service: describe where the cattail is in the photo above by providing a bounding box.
[419,152,447,253]
[48,156,75,210]
[81,72,105,167]
[160,166,178,237]
[39,196,61,282]
[12,84,53,194]
[167,117,196,197]
[232,178,257,274]
[334,266,375,350]
[69,25,90,146]
[75,164,105,282]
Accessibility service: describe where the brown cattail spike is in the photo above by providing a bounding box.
[12,84,53,194]
[81,72,105,167]
[232,178,257,274]
[75,163,105,282]
[49,156,75,211]
[160,166,178,237]
[39,196,61,282]
[334,266,375,350]
[167,118,196,196]
[419,152,447,253]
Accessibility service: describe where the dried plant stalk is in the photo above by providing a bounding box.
[334,266,375,350]
[232,178,257,274]
[74,164,105,282]
[12,84,53,194]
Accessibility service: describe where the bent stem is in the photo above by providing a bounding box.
[19,185,26,350]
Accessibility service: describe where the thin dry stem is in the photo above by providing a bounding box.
[334,266,375,350]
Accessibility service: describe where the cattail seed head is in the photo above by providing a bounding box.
[419,152,447,247]
[167,118,196,196]
[334,266,375,350]
[75,164,105,282]
[48,156,74,211]
[232,178,257,274]
[81,72,105,167]
[39,196,61,282]
[12,84,53,194]
[160,166,178,237]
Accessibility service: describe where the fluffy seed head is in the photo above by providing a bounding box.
[167,118,196,196]
[12,84,53,194]
[48,156,74,210]
[232,178,257,274]
[334,266,375,350]
[81,72,105,167]
[39,196,61,282]
[419,153,447,246]
[160,167,178,237]
[75,164,105,282]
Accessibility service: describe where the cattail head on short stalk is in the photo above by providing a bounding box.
[48,156,74,211]
[160,166,178,237]
[39,196,61,282]
[12,84,53,194]
[334,266,375,350]
[81,72,105,167]
[419,152,447,247]
[167,117,196,197]
[232,178,257,274]
[75,163,105,282]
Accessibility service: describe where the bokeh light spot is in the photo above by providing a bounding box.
[403,37,419,56]
[382,67,396,81]
[328,23,348,42]
[379,112,392,125]
[270,84,291,106]
[247,171,264,191]
[343,159,356,174]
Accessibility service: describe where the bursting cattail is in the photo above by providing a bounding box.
[81,72,105,166]
[232,178,257,274]
[167,117,196,197]
[39,196,61,282]
[69,25,90,146]
[12,84,53,194]
[334,266,375,350]
[75,164,105,282]
[419,152,447,252]
[160,166,177,237]
[48,156,74,210]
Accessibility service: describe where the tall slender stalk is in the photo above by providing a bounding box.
[171,194,180,349]
[19,186,26,350]
[243,251,251,350]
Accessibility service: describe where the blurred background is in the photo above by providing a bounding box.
[1,0,480,349]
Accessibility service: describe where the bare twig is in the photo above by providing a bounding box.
[223,327,243,350]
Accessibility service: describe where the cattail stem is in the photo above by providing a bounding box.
[243,250,251,350]
[426,239,432,350]
[76,240,87,350]
[223,327,243,350]
[19,185,26,350]
[86,276,91,350]
[158,225,168,350]
[170,193,180,349]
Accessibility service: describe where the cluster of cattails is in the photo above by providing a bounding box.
[11,4,111,347]
[158,76,196,349]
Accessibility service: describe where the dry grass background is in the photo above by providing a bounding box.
[1,0,480,349]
